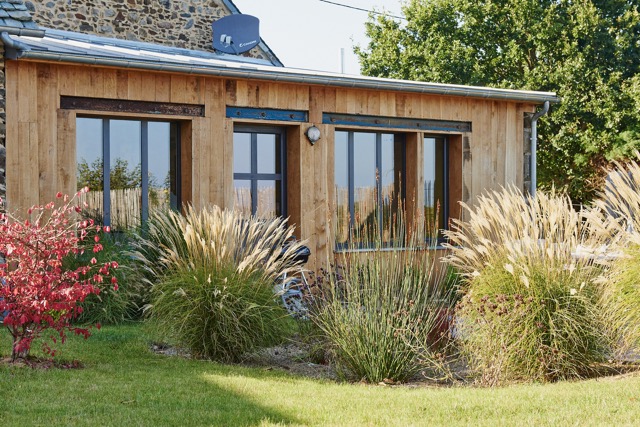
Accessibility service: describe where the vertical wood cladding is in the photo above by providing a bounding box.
[5,61,536,266]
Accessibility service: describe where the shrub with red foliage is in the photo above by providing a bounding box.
[0,189,117,361]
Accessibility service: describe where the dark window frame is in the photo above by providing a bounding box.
[233,125,287,217]
[423,134,449,245]
[78,116,181,227]
[336,129,406,249]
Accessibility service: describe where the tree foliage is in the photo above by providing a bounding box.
[77,157,142,191]
[356,0,640,203]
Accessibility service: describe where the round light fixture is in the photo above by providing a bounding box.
[305,125,321,145]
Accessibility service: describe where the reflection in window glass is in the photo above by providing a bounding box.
[234,179,252,217]
[424,136,446,237]
[76,118,104,220]
[381,134,401,242]
[233,133,251,174]
[257,134,278,174]
[76,118,179,230]
[257,180,278,217]
[334,131,349,245]
[334,130,404,247]
[110,120,142,229]
[353,133,377,240]
[233,129,285,217]
[148,122,176,214]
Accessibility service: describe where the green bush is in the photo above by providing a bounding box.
[446,187,614,384]
[132,206,307,362]
[65,232,142,325]
[311,214,453,383]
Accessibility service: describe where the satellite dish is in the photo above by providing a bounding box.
[212,15,260,54]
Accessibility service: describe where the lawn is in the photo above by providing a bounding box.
[1,324,639,426]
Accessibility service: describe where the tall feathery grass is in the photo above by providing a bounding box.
[445,187,613,384]
[311,206,454,383]
[586,157,640,357]
[131,205,307,362]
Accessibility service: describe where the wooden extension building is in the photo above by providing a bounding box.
[0,5,558,268]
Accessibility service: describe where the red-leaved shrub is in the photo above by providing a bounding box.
[0,189,118,361]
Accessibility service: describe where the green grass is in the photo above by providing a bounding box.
[1,324,639,426]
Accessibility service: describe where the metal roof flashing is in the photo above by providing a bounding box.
[6,30,559,104]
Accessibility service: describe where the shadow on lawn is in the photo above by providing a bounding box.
[196,371,305,426]
[0,325,304,426]
[90,330,306,425]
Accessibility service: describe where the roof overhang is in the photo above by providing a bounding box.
[6,30,559,104]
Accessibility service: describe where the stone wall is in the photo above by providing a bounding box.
[27,0,272,61]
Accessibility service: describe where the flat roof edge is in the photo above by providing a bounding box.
[16,50,559,104]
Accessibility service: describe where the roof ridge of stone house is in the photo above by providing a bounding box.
[221,0,284,67]
[0,0,283,65]
[34,27,277,67]
[0,0,44,37]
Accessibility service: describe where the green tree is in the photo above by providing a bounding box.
[77,157,142,191]
[356,0,640,203]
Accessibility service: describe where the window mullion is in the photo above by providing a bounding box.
[443,137,449,233]
[174,123,181,211]
[141,121,149,222]
[279,129,287,217]
[251,133,258,215]
[376,133,383,235]
[348,132,355,235]
[102,119,111,227]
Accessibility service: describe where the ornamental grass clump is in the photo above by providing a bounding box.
[131,206,307,362]
[586,157,640,356]
[445,187,612,384]
[311,212,453,384]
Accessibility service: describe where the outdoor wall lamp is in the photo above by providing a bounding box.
[305,125,321,145]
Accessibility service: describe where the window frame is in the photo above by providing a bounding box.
[335,129,406,249]
[77,116,181,227]
[423,134,450,245]
[232,124,287,217]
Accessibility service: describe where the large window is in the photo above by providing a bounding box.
[233,126,286,217]
[76,118,180,229]
[335,130,404,246]
[424,136,448,239]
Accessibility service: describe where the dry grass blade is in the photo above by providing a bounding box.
[444,185,594,280]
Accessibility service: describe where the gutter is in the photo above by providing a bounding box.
[530,100,550,197]
[1,31,33,59]
[14,49,559,103]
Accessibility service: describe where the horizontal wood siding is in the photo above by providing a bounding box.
[5,60,537,266]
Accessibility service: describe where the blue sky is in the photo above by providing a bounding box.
[231,0,404,74]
